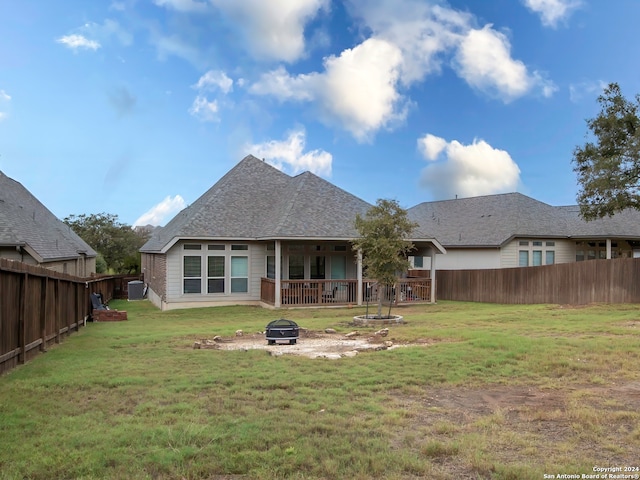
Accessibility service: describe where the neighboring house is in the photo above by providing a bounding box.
[408,192,640,270]
[140,155,445,310]
[0,171,97,276]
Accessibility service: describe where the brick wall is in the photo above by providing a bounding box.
[93,309,128,321]
[142,252,166,301]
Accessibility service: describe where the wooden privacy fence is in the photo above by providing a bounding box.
[437,257,640,304]
[0,259,135,375]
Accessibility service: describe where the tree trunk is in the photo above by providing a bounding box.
[377,284,384,318]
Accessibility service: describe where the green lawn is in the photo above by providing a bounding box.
[1,300,639,479]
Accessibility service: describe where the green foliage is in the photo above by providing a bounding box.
[94,253,108,274]
[63,213,150,274]
[573,82,640,220]
[353,199,417,317]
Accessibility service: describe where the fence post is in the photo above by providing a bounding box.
[40,276,47,352]
[18,272,27,364]
[55,278,61,344]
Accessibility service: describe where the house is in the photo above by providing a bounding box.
[0,171,97,276]
[408,192,640,270]
[140,155,445,310]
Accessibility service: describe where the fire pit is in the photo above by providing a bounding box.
[265,319,300,345]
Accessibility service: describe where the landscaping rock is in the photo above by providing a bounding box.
[374,328,389,337]
[324,328,337,334]
[344,331,358,338]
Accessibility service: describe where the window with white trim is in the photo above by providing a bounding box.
[231,256,248,293]
[519,251,529,267]
[183,244,203,294]
[207,255,225,293]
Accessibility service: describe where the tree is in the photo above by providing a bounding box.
[64,213,150,274]
[353,199,417,318]
[573,82,640,220]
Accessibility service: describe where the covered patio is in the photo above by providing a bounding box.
[259,239,444,308]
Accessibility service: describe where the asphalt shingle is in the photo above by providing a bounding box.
[0,171,97,261]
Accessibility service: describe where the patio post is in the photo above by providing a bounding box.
[275,240,282,307]
[430,245,436,303]
[357,248,363,306]
[606,238,612,259]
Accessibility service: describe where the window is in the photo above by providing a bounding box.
[231,244,248,251]
[266,256,276,279]
[330,245,347,252]
[532,250,542,266]
[533,241,543,247]
[576,250,585,261]
[184,244,202,250]
[289,255,304,279]
[310,256,326,279]
[413,256,424,268]
[183,256,202,293]
[546,251,555,265]
[519,241,529,246]
[231,256,248,293]
[208,245,225,251]
[519,251,529,267]
[330,256,347,279]
[207,256,225,293]
[546,241,555,247]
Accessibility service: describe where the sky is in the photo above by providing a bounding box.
[1,0,639,227]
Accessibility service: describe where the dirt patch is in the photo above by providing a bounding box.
[193,329,441,359]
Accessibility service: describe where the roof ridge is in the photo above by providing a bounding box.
[270,174,309,233]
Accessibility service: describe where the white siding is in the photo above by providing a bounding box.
[502,238,576,267]
[424,248,501,270]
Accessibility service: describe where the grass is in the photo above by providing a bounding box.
[0,300,639,479]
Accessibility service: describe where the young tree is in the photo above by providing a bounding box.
[573,83,640,220]
[64,213,150,274]
[353,199,417,318]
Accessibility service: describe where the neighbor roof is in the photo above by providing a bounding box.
[408,192,640,247]
[141,155,444,254]
[0,171,97,261]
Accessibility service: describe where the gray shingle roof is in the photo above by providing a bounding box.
[140,155,375,253]
[408,192,640,247]
[0,171,97,261]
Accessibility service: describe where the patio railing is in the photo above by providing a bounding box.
[260,277,432,307]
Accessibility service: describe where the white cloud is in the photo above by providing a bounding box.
[189,95,219,122]
[154,0,208,12]
[56,34,101,51]
[153,33,204,67]
[192,70,233,94]
[0,90,9,121]
[453,25,556,102]
[569,80,607,103]
[346,0,469,85]
[418,134,521,199]
[418,134,447,161]
[249,0,555,139]
[245,128,332,177]
[82,19,133,47]
[210,0,328,62]
[523,0,582,28]
[251,38,407,142]
[134,195,187,227]
[249,67,318,101]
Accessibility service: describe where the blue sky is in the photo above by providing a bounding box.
[1,0,639,227]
